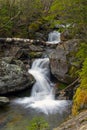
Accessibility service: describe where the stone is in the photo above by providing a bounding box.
[29,52,43,58]
[29,44,43,52]
[49,39,80,83]
[61,30,72,41]
[53,110,87,130]
[0,97,9,106]
[0,59,35,94]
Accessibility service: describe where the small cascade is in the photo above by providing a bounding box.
[29,58,54,100]
[14,58,71,114]
[47,31,61,44]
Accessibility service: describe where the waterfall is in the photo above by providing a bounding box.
[29,58,53,99]
[14,58,71,114]
[47,31,61,44]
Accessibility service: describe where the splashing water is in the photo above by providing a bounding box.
[47,31,61,44]
[14,58,71,114]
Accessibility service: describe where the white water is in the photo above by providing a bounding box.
[14,58,71,114]
[47,31,61,44]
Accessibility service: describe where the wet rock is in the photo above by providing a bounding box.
[0,59,35,94]
[49,39,80,83]
[0,97,9,106]
[56,91,68,100]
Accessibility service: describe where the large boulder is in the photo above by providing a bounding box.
[49,39,80,83]
[0,58,35,94]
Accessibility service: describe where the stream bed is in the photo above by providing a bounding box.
[0,97,71,130]
[0,58,72,130]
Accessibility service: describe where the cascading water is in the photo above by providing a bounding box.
[14,58,71,115]
[47,31,61,44]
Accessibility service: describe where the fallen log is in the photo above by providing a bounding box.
[0,37,59,47]
[56,78,80,100]
[0,38,46,45]
[65,78,79,90]
[0,38,34,43]
[62,78,80,92]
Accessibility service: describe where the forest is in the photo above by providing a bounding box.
[0,0,87,39]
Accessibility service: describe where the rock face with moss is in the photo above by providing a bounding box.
[49,39,80,83]
[0,58,35,94]
[54,110,87,130]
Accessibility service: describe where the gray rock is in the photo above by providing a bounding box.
[0,97,9,106]
[54,110,87,130]
[49,39,80,83]
[29,44,43,52]
[0,59,35,94]
[61,30,72,41]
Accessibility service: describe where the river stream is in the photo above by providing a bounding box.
[0,58,71,130]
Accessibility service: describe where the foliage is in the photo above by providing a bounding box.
[29,21,42,33]
[76,43,87,62]
[57,83,67,90]
[49,0,87,39]
[72,58,87,115]
[69,66,79,78]
[27,117,49,130]
[0,0,87,39]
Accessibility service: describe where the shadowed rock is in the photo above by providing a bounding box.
[49,39,80,83]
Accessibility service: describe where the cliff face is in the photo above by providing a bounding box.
[53,110,87,130]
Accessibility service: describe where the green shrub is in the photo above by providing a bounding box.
[27,117,49,130]
[72,58,87,115]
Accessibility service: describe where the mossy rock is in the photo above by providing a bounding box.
[29,52,42,58]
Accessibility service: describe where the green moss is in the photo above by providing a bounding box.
[69,65,79,78]
[72,88,87,115]
[29,52,42,58]
[56,83,67,90]
[27,117,49,130]
[76,43,87,62]
[29,21,42,32]
[72,58,87,115]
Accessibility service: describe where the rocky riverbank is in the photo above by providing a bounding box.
[0,36,81,98]
[0,36,86,130]
[54,110,87,130]
[0,58,35,95]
